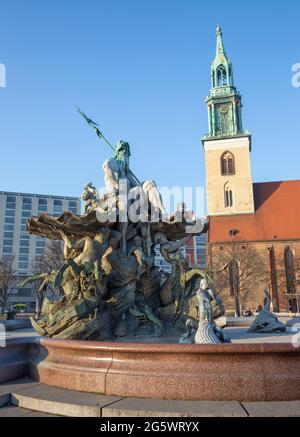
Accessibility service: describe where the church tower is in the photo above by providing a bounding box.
[202,26,254,216]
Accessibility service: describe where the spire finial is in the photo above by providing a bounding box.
[216,23,225,56]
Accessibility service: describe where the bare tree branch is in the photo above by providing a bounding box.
[211,242,269,316]
[29,240,64,319]
[0,256,17,315]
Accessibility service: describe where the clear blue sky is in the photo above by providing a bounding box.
[0,0,299,199]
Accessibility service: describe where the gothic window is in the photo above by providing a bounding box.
[269,246,280,312]
[224,185,233,208]
[221,152,235,175]
[284,247,297,295]
[229,260,239,296]
[217,65,227,86]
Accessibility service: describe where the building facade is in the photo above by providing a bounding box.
[203,28,300,314]
[0,191,80,307]
[155,233,207,272]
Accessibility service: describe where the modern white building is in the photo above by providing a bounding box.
[0,191,80,307]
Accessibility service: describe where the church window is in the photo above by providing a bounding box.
[229,260,239,296]
[228,156,234,174]
[217,65,227,86]
[225,187,233,208]
[221,152,235,175]
[284,247,297,295]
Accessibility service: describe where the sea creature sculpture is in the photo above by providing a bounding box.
[248,289,286,333]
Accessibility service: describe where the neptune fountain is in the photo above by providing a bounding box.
[25,111,226,344]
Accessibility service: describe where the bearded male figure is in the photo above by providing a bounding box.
[103,140,166,217]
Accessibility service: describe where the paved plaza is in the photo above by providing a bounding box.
[1,323,300,345]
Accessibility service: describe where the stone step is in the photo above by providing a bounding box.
[0,405,57,417]
[9,381,123,417]
[0,377,39,407]
[1,378,247,417]
[101,398,247,417]
[1,379,300,417]
[242,402,300,417]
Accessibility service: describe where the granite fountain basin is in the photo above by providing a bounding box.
[10,337,296,402]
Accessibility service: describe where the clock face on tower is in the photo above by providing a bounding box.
[216,103,232,135]
[220,104,229,114]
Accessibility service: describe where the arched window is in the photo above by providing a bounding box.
[284,247,297,295]
[225,189,233,208]
[224,183,233,208]
[229,260,239,296]
[221,152,235,175]
[217,65,227,86]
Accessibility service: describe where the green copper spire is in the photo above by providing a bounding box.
[216,25,226,56]
[211,25,233,88]
[203,26,250,140]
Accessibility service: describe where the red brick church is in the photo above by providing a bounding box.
[202,27,300,313]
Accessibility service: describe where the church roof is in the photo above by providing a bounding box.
[208,180,300,243]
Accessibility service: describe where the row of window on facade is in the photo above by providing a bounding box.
[2,254,46,271]
[2,196,78,262]
[2,245,46,270]
[5,196,78,214]
[228,246,299,300]
[9,287,34,297]
[2,198,52,270]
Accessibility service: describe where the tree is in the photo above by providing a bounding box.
[211,242,269,316]
[29,240,64,319]
[0,256,17,315]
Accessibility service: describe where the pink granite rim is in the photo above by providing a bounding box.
[38,337,298,355]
